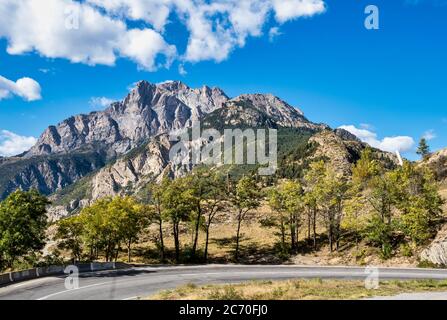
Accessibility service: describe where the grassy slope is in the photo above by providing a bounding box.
[149,278,447,300]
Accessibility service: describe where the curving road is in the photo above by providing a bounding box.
[1,265,447,300]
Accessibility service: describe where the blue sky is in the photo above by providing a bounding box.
[0,0,446,159]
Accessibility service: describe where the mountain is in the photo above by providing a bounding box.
[25,80,229,157]
[0,80,399,219]
[0,81,228,199]
[0,81,327,200]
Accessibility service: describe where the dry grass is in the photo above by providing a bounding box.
[148,278,447,300]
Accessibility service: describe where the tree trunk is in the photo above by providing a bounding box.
[235,212,243,261]
[281,219,286,247]
[328,222,333,252]
[127,240,132,263]
[307,210,311,240]
[312,208,317,250]
[115,246,119,262]
[204,218,212,262]
[290,224,296,250]
[191,203,202,259]
[158,218,165,261]
[173,222,180,263]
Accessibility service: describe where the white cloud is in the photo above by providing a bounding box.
[178,64,187,76]
[0,0,175,71]
[0,75,42,101]
[339,125,415,153]
[0,0,327,69]
[268,27,282,42]
[89,97,115,108]
[423,129,436,141]
[0,130,37,156]
[272,0,326,23]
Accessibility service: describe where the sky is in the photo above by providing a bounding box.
[0,0,446,160]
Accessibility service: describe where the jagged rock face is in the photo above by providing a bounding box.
[0,148,109,199]
[90,134,175,200]
[230,94,327,130]
[25,81,229,157]
[334,128,362,143]
[309,130,398,176]
[309,130,360,176]
[48,134,194,219]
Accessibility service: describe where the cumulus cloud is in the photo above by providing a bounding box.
[0,0,176,71]
[0,130,37,156]
[0,75,42,101]
[0,0,326,69]
[272,0,326,23]
[339,125,415,153]
[423,129,436,141]
[89,97,115,108]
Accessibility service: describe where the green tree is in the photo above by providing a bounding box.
[352,148,380,186]
[145,179,170,262]
[202,172,226,262]
[229,175,262,261]
[110,196,147,262]
[391,163,443,245]
[303,161,326,250]
[267,180,304,251]
[162,178,195,263]
[78,196,147,262]
[187,169,214,260]
[55,216,84,263]
[0,190,50,269]
[267,187,288,249]
[416,138,430,159]
[364,172,396,258]
[320,169,349,252]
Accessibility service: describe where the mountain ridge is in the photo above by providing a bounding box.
[0,80,397,217]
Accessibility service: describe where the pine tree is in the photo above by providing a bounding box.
[416,138,430,159]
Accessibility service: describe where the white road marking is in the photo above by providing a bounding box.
[37,281,110,300]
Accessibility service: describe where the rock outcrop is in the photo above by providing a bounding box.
[420,225,447,266]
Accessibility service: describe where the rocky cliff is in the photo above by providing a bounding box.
[1,80,324,202]
[25,81,229,157]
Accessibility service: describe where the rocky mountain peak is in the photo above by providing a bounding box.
[24,80,230,159]
[228,93,326,131]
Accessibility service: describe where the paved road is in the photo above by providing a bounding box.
[1,265,447,300]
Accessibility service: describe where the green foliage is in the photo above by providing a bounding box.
[267,180,304,250]
[56,196,147,263]
[363,215,394,259]
[55,215,84,262]
[228,175,262,261]
[0,190,50,270]
[416,138,430,159]
[208,286,245,300]
[353,157,444,258]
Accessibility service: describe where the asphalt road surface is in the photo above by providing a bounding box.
[1,265,447,300]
